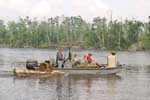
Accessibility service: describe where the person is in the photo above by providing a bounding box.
[72,54,81,66]
[56,49,64,68]
[107,51,117,67]
[63,47,72,68]
[68,47,72,61]
[86,53,93,64]
[87,53,104,67]
[80,55,87,64]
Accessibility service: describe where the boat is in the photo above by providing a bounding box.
[13,69,65,77]
[10,60,122,77]
[13,65,122,77]
[54,65,122,75]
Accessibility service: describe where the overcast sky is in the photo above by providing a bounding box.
[0,0,149,22]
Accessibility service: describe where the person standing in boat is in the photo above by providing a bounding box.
[107,52,117,67]
[61,47,72,68]
[56,48,64,68]
[68,47,72,61]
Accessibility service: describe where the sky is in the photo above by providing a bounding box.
[0,0,149,22]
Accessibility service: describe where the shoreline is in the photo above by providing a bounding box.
[0,46,148,52]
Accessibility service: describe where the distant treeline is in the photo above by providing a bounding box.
[0,16,150,50]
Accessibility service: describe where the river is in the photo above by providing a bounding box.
[0,48,150,100]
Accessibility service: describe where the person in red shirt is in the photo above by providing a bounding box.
[87,53,93,64]
[87,53,104,67]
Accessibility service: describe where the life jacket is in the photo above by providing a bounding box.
[107,55,117,67]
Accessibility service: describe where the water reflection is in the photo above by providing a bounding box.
[145,65,150,73]
[105,75,121,96]
[12,74,122,100]
[66,74,122,100]
[56,76,63,100]
[1,68,150,100]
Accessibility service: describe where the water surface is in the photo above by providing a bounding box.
[0,48,150,100]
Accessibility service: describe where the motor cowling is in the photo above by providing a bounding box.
[26,60,38,70]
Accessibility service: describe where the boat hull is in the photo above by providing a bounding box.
[14,70,64,77]
[54,66,122,75]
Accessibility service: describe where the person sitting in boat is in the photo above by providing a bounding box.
[56,48,64,68]
[87,53,93,64]
[87,53,103,67]
[72,54,81,66]
[80,55,88,64]
[107,51,117,68]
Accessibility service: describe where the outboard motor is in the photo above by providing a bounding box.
[26,60,39,70]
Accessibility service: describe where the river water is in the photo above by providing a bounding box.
[0,48,150,100]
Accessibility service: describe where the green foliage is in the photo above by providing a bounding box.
[0,16,150,50]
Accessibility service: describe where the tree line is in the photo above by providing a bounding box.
[0,16,150,50]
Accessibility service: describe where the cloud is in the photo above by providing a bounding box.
[30,0,64,18]
[0,0,111,21]
[28,0,110,21]
[0,0,30,13]
[0,0,149,22]
[105,0,150,21]
[30,1,51,17]
[70,0,110,20]
[134,0,150,20]
[0,0,36,20]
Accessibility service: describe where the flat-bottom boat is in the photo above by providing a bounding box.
[13,66,122,77]
[12,60,123,77]
[13,69,65,77]
[54,66,122,75]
